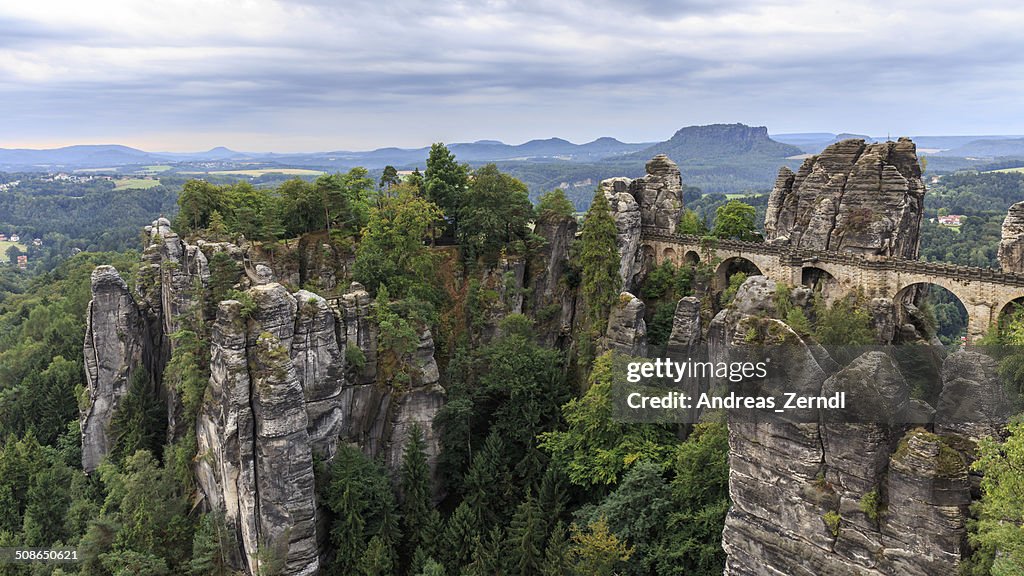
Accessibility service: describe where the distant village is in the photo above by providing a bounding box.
[933,214,965,227]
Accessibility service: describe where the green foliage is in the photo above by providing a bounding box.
[0,251,137,444]
[458,164,534,261]
[812,294,876,345]
[345,345,367,373]
[401,426,435,568]
[206,251,241,308]
[569,516,634,576]
[823,510,841,537]
[677,208,709,235]
[578,191,622,332]
[358,535,394,576]
[109,368,165,466]
[712,200,759,241]
[98,450,193,571]
[164,328,209,433]
[785,308,812,336]
[536,189,576,221]
[721,272,747,306]
[322,445,399,575]
[647,302,678,349]
[425,143,470,231]
[540,352,677,487]
[189,511,236,576]
[859,489,884,524]
[372,285,423,386]
[968,419,1024,574]
[225,288,257,318]
[353,183,443,303]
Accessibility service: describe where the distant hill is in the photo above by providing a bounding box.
[936,137,1024,158]
[0,144,163,168]
[630,123,802,161]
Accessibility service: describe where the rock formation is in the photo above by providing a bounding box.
[716,276,975,576]
[998,200,1024,272]
[765,138,925,258]
[603,292,647,356]
[85,220,448,575]
[526,212,578,347]
[81,266,147,472]
[599,154,686,291]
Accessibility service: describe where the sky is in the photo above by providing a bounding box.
[1,0,1023,152]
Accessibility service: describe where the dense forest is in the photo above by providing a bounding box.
[1,146,1024,575]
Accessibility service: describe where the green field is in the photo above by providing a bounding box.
[989,167,1024,173]
[0,240,28,261]
[139,165,172,174]
[181,168,325,177]
[724,193,762,199]
[114,178,162,190]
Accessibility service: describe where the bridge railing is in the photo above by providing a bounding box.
[641,229,1024,287]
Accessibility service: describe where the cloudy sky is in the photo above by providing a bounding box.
[1,0,1023,152]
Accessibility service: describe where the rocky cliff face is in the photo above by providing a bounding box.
[526,213,578,347]
[998,201,1024,272]
[81,266,147,472]
[716,276,974,576]
[84,221,447,575]
[765,138,925,258]
[599,154,686,292]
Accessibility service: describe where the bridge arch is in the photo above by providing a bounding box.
[715,256,763,293]
[995,296,1024,334]
[662,247,677,264]
[892,282,968,344]
[801,266,842,305]
[683,250,701,266]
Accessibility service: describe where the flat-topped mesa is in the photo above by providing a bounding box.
[765,138,926,258]
[998,201,1024,273]
[599,154,685,291]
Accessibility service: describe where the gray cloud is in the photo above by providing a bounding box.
[1,0,1023,150]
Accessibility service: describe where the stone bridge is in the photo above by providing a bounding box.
[641,228,1024,340]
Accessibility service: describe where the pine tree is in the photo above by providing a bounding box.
[189,511,234,576]
[400,425,434,570]
[578,190,622,332]
[506,493,545,576]
[357,535,393,576]
[332,486,366,575]
[465,526,504,576]
[463,432,515,528]
[440,501,476,573]
[541,522,572,576]
[538,467,568,533]
[424,143,469,232]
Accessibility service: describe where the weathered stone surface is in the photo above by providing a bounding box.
[883,429,970,576]
[600,177,644,292]
[196,286,320,576]
[526,213,578,347]
[599,155,686,291]
[868,297,897,344]
[385,328,445,478]
[632,154,684,235]
[765,138,925,258]
[666,296,701,353]
[603,292,647,356]
[714,280,972,575]
[291,290,346,459]
[81,266,146,472]
[731,275,776,316]
[998,201,1024,272]
[936,350,1011,442]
